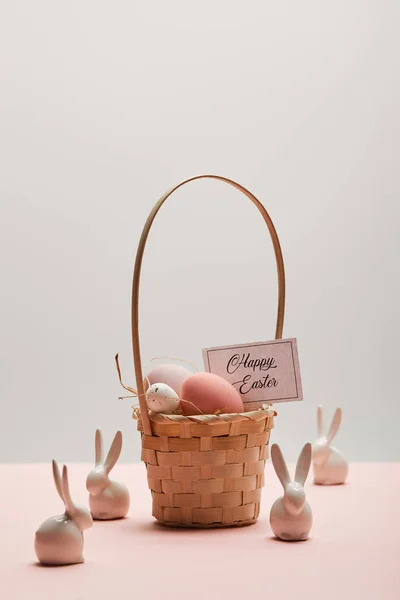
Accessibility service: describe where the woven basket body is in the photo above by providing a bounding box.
[138,410,274,527]
[131,175,285,528]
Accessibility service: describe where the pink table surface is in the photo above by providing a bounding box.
[0,463,399,600]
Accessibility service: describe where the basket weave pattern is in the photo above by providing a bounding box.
[138,409,274,527]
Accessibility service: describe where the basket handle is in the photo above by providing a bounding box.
[131,175,286,436]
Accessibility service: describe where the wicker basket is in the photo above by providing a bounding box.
[131,175,285,528]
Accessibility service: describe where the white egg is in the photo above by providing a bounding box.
[146,383,180,414]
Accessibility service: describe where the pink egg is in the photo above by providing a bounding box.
[181,372,244,416]
[145,364,192,396]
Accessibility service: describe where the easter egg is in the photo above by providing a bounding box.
[145,364,192,396]
[146,383,180,414]
[181,372,244,416]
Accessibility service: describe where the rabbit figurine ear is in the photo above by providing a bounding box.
[271,444,290,488]
[61,465,76,515]
[295,443,312,486]
[104,431,123,475]
[52,460,64,503]
[95,429,103,466]
[326,408,342,444]
[317,405,324,436]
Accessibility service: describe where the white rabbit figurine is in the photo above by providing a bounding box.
[86,429,130,520]
[313,405,348,485]
[270,443,313,541]
[35,460,93,565]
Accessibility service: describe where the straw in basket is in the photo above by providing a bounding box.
[131,175,285,528]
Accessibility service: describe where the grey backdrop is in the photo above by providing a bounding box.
[0,1,399,463]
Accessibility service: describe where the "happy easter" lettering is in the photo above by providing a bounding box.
[226,352,279,395]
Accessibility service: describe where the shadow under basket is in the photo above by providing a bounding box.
[137,409,275,528]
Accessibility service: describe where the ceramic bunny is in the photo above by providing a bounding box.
[313,405,348,485]
[86,429,130,520]
[269,443,313,541]
[35,460,93,565]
